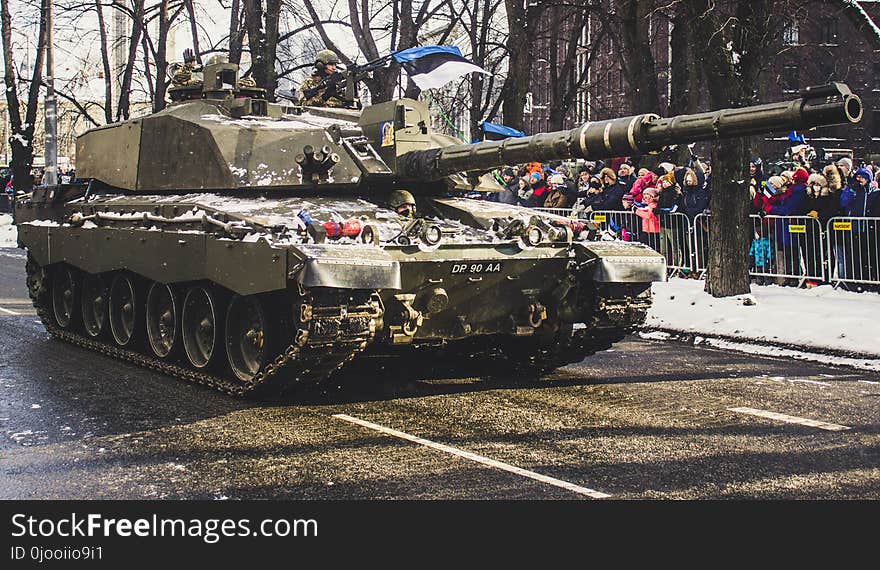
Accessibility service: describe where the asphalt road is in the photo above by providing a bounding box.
[1,249,878,499]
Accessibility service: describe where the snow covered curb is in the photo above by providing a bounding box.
[0,214,17,247]
[639,329,880,372]
[644,278,880,370]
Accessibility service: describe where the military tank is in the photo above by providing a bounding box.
[13,58,862,396]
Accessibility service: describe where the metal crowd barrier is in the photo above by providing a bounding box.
[586,210,693,274]
[826,216,880,286]
[533,206,580,218]
[532,206,879,288]
[748,215,825,284]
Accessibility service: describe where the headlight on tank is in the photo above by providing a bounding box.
[525,226,543,247]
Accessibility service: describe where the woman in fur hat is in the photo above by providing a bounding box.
[823,163,843,193]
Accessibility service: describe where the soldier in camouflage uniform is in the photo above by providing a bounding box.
[297,50,354,108]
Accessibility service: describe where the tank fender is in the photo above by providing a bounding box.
[290,244,401,290]
[571,241,667,283]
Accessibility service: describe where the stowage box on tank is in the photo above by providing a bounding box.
[13,59,863,396]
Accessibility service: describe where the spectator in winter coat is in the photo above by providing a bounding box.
[616,161,637,190]
[495,167,520,205]
[806,172,840,225]
[749,158,767,201]
[770,167,810,283]
[656,171,684,266]
[838,166,879,284]
[576,176,606,213]
[749,225,773,285]
[836,157,853,184]
[634,187,660,251]
[681,169,710,220]
[622,169,660,209]
[840,167,879,218]
[526,171,548,207]
[516,176,534,206]
[543,174,574,209]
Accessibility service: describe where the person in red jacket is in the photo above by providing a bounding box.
[634,187,660,252]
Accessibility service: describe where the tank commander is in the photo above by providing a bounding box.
[388,189,417,219]
[170,51,257,89]
[297,50,355,108]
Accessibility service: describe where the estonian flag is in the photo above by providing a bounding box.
[392,45,490,90]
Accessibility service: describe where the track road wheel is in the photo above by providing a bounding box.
[146,282,180,359]
[109,273,142,347]
[182,286,223,370]
[81,273,109,338]
[225,295,275,384]
[51,265,80,330]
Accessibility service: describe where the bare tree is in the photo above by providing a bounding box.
[500,0,547,132]
[2,0,49,192]
[684,0,777,297]
[117,0,146,120]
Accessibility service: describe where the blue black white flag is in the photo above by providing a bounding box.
[392,45,490,90]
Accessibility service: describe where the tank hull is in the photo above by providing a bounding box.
[15,192,662,395]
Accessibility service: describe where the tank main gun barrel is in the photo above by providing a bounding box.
[401,82,862,180]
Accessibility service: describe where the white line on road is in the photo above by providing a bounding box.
[332,413,610,499]
[0,306,21,315]
[727,407,851,432]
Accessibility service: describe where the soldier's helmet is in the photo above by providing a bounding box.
[388,189,416,210]
[205,54,229,66]
[315,50,340,67]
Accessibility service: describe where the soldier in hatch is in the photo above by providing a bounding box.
[297,50,354,108]
[388,189,417,219]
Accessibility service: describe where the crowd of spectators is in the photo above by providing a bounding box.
[487,148,880,290]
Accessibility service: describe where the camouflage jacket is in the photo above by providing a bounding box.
[297,73,351,108]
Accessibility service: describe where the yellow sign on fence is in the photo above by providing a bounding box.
[593,214,607,223]
[788,224,806,234]
[833,221,852,231]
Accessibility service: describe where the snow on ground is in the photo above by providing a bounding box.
[647,278,880,358]
[0,214,17,247]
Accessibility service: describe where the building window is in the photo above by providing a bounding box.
[524,92,533,115]
[821,19,839,44]
[618,70,624,93]
[782,19,799,46]
[874,63,880,90]
[782,64,799,93]
[873,111,880,137]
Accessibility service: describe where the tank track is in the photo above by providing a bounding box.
[26,256,382,397]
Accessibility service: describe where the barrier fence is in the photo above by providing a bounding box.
[534,207,880,288]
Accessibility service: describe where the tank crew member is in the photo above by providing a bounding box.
[298,50,353,108]
[388,189,417,219]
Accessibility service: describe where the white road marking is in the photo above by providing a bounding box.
[332,413,610,499]
[0,306,21,315]
[727,407,851,432]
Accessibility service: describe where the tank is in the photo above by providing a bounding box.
[13,59,863,396]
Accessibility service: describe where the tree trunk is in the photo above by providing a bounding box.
[117,0,145,121]
[706,137,752,296]
[686,0,773,297]
[668,6,700,164]
[229,0,243,64]
[183,0,201,63]
[95,0,113,123]
[2,0,48,192]
[617,0,661,115]
[153,0,171,112]
[500,0,530,132]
